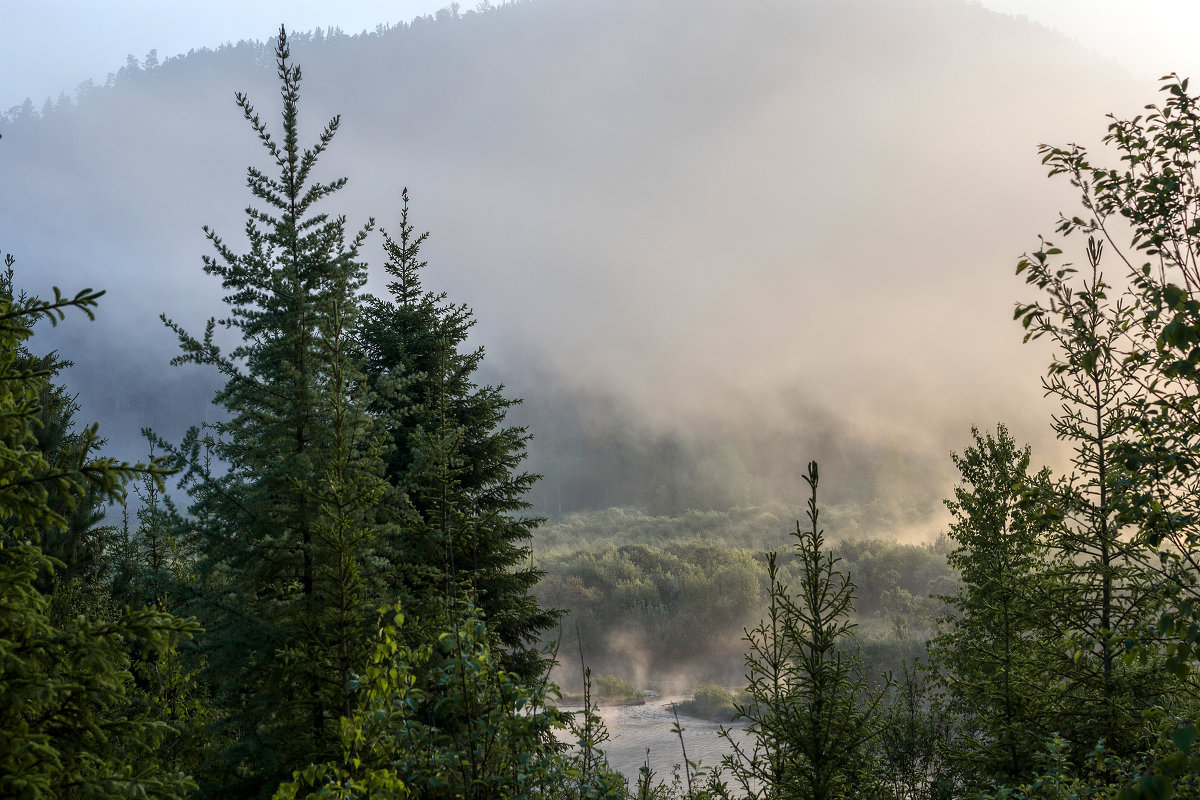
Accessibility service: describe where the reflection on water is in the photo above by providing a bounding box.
[560,693,753,784]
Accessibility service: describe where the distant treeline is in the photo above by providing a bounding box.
[535,521,955,685]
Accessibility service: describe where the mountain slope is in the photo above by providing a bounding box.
[0,0,1147,526]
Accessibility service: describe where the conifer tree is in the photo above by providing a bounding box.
[1017,237,1168,762]
[718,461,887,800]
[0,254,198,798]
[19,347,116,604]
[160,28,384,796]
[359,190,555,682]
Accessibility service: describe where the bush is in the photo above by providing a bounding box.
[675,683,742,721]
[274,603,628,800]
[594,673,643,702]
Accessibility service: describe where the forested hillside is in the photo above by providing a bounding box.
[535,530,953,688]
[0,0,1145,527]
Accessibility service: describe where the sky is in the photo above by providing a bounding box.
[2,0,451,112]
[5,0,1200,113]
[978,0,1200,80]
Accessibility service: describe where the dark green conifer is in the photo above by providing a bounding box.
[160,28,384,796]
[719,461,887,800]
[1016,238,1168,763]
[0,255,198,798]
[359,189,556,682]
[18,348,115,603]
[929,425,1058,787]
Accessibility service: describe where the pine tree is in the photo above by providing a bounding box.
[1017,237,1169,762]
[718,461,887,800]
[358,189,556,683]
[0,254,198,798]
[159,28,384,796]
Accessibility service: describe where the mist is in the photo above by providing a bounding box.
[0,0,1152,533]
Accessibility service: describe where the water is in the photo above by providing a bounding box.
[562,694,754,785]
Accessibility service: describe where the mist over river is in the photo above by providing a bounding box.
[563,692,753,785]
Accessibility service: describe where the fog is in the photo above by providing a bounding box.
[0,0,1155,533]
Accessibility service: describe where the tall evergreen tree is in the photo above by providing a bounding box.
[359,189,556,682]
[1017,236,1168,762]
[160,28,384,797]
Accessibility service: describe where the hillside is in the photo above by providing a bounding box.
[0,0,1144,524]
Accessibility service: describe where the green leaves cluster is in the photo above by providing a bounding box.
[999,73,1200,798]
[275,603,627,800]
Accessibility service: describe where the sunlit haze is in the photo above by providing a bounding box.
[7,1,1200,112]
[3,0,1194,536]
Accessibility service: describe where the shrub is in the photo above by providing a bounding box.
[594,673,642,701]
[675,683,740,721]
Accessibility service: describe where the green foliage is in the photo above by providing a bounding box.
[929,424,1057,786]
[1015,74,1200,644]
[0,255,199,798]
[978,735,1133,800]
[875,661,953,800]
[358,188,555,683]
[718,462,888,800]
[1016,188,1169,763]
[538,540,767,679]
[1012,73,1200,795]
[536,533,951,684]
[593,673,643,701]
[273,603,627,800]
[536,506,803,554]
[23,348,114,600]
[158,28,386,795]
[674,683,749,722]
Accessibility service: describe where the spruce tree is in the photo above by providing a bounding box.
[1017,237,1168,762]
[160,28,384,796]
[17,347,115,603]
[358,190,556,682]
[718,461,887,800]
[0,255,198,798]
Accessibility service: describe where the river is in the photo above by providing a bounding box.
[561,693,754,786]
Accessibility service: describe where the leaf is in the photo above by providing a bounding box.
[1142,774,1169,800]
[1171,723,1197,753]
[1080,350,1097,374]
